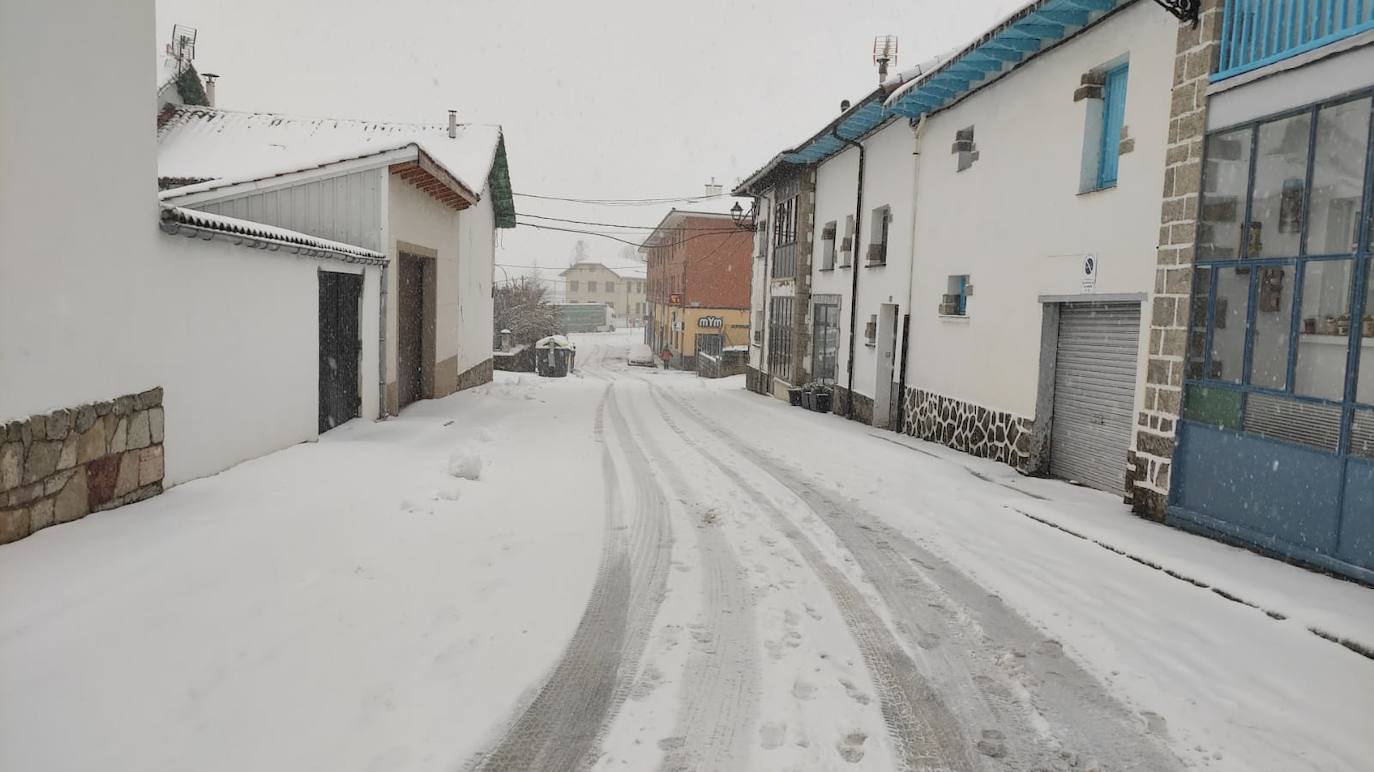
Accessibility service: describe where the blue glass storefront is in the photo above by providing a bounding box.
[1173,90,1374,582]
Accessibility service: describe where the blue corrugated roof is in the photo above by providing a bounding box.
[886,0,1127,119]
[777,0,1128,167]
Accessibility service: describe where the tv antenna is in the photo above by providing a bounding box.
[873,35,898,82]
[168,24,198,72]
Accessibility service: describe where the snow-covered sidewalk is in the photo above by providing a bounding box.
[0,373,612,771]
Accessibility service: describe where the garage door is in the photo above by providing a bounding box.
[1051,303,1142,493]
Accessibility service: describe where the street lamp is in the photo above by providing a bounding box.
[730,201,757,231]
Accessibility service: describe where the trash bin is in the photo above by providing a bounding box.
[534,335,577,378]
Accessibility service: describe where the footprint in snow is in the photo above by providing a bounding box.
[759,721,786,750]
[835,730,868,763]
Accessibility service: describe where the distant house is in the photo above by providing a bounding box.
[559,257,647,325]
[156,106,516,415]
[642,197,753,370]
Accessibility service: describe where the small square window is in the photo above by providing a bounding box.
[941,275,969,316]
[821,221,837,270]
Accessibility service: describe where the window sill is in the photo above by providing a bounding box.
[819,266,835,272]
[938,314,970,322]
[865,261,887,268]
[1078,182,1118,196]
[864,342,876,348]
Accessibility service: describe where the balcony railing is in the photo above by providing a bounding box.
[1216,0,1374,80]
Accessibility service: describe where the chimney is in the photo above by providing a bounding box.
[704,177,723,196]
[447,110,457,138]
[840,99,851,113]
[202,72,218,107]
[877,59,889,84]
[873,35,898,85]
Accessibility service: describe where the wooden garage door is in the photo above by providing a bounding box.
[1051,303,1142,493]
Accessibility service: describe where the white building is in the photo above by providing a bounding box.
[737,0,1178,491]
[156,106,515,416]
[559,257,647,324]
[0,0,512,546]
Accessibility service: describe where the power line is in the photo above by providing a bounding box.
[516,220,749,249]
[519,212,742,231]
[513,192,735,206]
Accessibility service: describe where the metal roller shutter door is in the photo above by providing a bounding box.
[1051,303,1142,493]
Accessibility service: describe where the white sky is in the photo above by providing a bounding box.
[155,0,1025,280]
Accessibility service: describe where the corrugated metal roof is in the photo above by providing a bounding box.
[157,106,516,227]
[160,205,386,263]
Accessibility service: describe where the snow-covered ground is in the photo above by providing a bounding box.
[1,328,1370,771]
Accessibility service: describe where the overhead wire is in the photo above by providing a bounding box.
[513,192,735,206]
[515,220,749,249]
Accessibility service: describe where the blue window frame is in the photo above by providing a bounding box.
[946,275,969,316]
[1097,64,1129,189]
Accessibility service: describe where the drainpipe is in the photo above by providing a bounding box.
[894,114,928,433]
[378,262,388,420]
[755,192,774,387]
[834,128,865,419]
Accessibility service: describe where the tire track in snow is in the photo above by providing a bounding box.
[610,380,759,772]
[473,381,671,771]
[652,384,1182,771]
[640,384,975,772]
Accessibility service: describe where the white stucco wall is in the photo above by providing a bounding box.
[456,192,496,376]
[903,0,1175,420]
[151,235,382,484]
[386,174,464,386]
[2,0,385,487]
[0,0,163,419]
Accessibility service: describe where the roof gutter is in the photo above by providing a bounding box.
[158,213,389,266]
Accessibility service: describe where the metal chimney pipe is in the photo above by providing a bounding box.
[877,58,889,84]
[202,73,218,107]
[840,99,851,112]
[447,110,457,138]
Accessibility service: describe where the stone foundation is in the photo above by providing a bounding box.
[900,387,1034,471]
[456,357,494,392]
[1,388,166,544]
[745,366,767,395]
[833,386,874,424]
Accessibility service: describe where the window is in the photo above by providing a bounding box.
[1188,93,1374,456]
[812,295,841,383]
[568,280,580,292]
[867,206,890,265]
[1096,64,1128,189]
[821,221,837,270]
[941,275,969,316]
[606,282,616,293]
[756,218,769,260]
[768,296,794,380]
[953,126,978,172]
[772,177,800,279]
[839,215,855,267]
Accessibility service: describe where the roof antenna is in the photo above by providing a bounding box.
[873,35,898,84]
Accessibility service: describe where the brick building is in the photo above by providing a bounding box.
[643,203,753,369]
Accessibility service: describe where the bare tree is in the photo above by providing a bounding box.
[494,276,559,347]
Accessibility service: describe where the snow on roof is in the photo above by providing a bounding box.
[157,106,503,202]
[882,49,958,90]
[160,205,386,262]
[534,335,575,349]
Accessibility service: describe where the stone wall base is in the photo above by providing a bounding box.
[1,388,167,545]
[832,386,874,425]
[745,366,768,395]
[456,358,495,392]
[900,387,1034,472]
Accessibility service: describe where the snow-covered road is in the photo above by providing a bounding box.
[2,329,1371,771]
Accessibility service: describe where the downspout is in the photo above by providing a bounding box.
[835,128,865,419]
[894,114,928,433]
[755,193,775,387]
[378,262,388,420]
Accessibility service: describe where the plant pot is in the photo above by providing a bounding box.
[814,393,832,413]
[788,388,803,407]
[801,391,814,410]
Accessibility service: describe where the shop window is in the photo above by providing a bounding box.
[1247,112,1311,258]
[1241,392,1342,452]
[1308,98,1371,255]
[821,221,837,270]
[1210,268,1250,382]
[1357,258,1374,405]
[1250,265,1294,390]
[941,275,969,316]
[1198,129,1252,260]
[1296,259,1355,400]
[1352,409,1374,459]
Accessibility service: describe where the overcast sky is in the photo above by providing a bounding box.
[155,0,1024,281]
